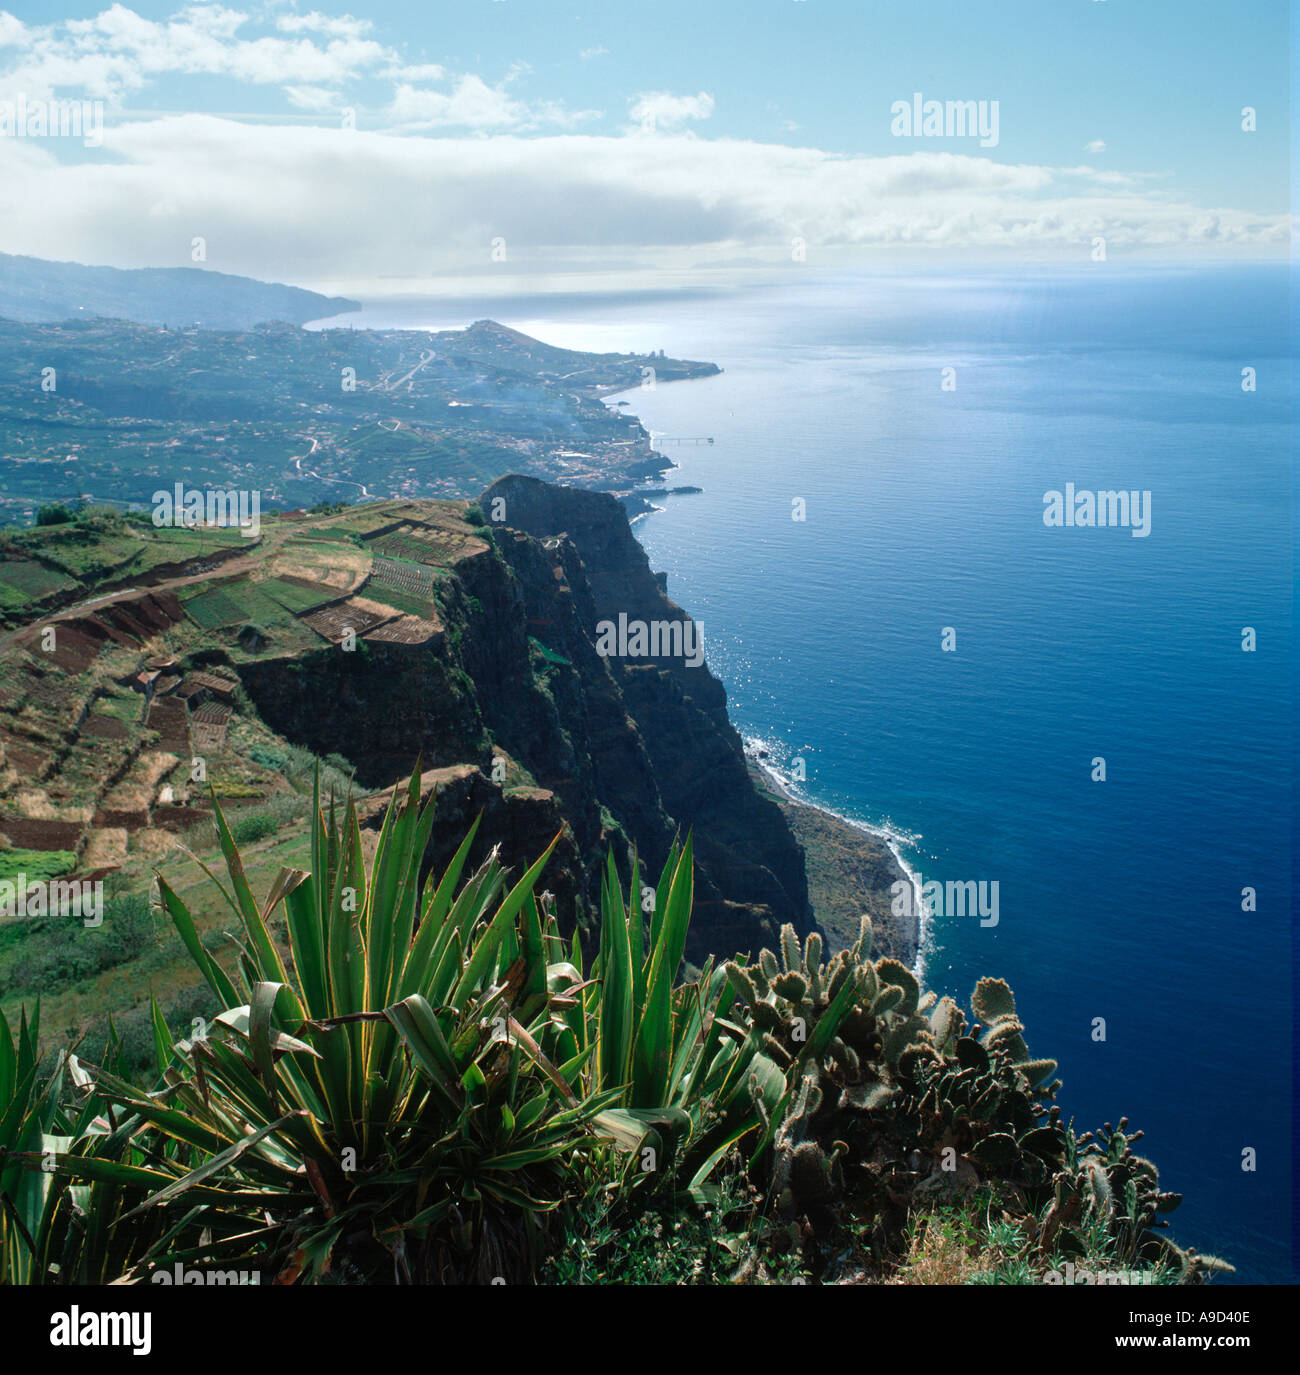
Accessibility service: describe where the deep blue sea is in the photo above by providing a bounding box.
[325,262,1295,1282]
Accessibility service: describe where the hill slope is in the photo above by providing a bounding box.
[0,316,717,522]
[0,487,812,969]
[0,252,358,329]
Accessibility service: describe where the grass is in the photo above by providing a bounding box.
[0,560,75,602]
[229,806,299,845]
[0,826,312,1058]
[529,636,572,668]
[0,890,158,998]
[888,1192,1179,1287]
[366,584,436,619]
[208,777,266,799]
[259,576,334,613]
[0,849,76,883]
[181,580,302,632]
[24,535,140,580]
[540,1166,807,1285]
[5,520,246,591]
[91,692,145,723]
[183,586,252,629]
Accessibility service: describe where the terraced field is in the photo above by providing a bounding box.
[370,529,447,564]
[370,555,436,596]
[0,498,482,888]
[180,584,251,629]
[301,598,395,643]
[0,559,76,610]
[363,584,435,619]
[259,575,336,613]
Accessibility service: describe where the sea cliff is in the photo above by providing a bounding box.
[0,477,916,968]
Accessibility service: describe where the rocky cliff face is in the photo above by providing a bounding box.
[480,475,814,958]
[239,477,814,961]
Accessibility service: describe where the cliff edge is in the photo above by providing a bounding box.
[479,474,815,959]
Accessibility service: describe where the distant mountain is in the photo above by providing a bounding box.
[0,252,359,329]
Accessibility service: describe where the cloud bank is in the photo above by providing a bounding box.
[0,5,1288,287]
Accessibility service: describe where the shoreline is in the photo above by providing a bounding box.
[744,741,929,980]
[599,365,930,977]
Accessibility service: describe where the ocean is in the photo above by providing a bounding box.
[316,261,1294,1282]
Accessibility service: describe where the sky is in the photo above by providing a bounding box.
[0,1,1291,293]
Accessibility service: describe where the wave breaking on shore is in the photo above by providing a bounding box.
[743,737,931,982]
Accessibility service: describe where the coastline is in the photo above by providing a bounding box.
[744,742,928,979]
[600,365,929,979]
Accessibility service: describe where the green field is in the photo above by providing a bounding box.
[0,559,76,606]
[92,693,144,723]
[182,585,251,629]
[259,576,335,613]
[30,533,142,579]
[0,848,76,883]
[0,827,313,1072]
[0,519,252,616]
[368,585,435,619]
[185,581,303,630]
[290,528,352,543]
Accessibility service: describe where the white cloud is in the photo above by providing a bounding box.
[1085,138,1106,153]
[628,90,714,133]
[387,76,525,130]
[0,5,394,105]
[283,84,341,112]
[0,9,1284,282]
[385,62,445,82]
[530,98,603,130]
[579,45,608,61]
[0,11,30,48]
[385,75,598,131]
[275,12,373,40]
[0,7,593,132]
[0,118,1283,290]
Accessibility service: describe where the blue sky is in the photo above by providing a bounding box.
[313,0,1287,211]
[0,2,1290,288]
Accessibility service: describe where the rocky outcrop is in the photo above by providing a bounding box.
[235,477,815,961]
[480,475,814,958]
[355,763,591,938]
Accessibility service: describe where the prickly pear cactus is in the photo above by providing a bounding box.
[768,1069,846,1212]
[726,929,1218,1284]
[1038,1117,1226,1278]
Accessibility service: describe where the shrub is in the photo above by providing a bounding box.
[5,893,157,995]
[54,773,636,1284]
[2,769,1227,1288]
[76,506,126,534]
[230,811,279,845]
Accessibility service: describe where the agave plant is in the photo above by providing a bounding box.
[5,773,1224,1288]
[0,1004,55,1284]
[1,1009,187,1285]
[539,844,787,1200]
[35,772,640,1283]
